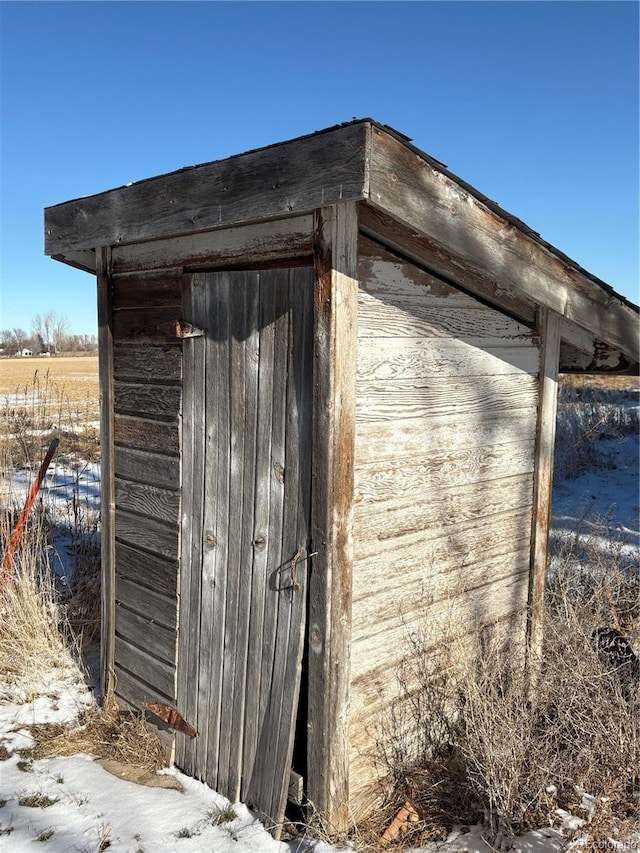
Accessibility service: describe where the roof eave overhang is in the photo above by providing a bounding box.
[44,121,371,261]
[366,123,638,365]
[44,119,638,365]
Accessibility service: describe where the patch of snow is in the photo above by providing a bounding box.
[550,432,640,577]
[552,434,639,534]
[0,663,94,724]
[0,752,296,852]
[554,809,585,833]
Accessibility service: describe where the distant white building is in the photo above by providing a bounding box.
[17,348,33,357]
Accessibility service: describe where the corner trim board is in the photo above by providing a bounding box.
[307,202,358,831]
[97,246,116,694]
[526,308,561,682]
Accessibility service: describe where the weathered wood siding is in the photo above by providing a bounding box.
[176,267,314,832]
[107,218,314,757]
[110,268,182,734]
[348,238,541,816]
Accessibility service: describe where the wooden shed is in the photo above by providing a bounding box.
[45,120,639,831]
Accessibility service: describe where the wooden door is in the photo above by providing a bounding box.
[177,266,314,829]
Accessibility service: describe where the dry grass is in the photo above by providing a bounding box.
[0,491,164,777]
[0,356,98,402]
[376,553,638,851]
[1,367,99,470]
[30,694,166,774]
[0,366,102,645]
[0,505,73,698]
[1,366,165,776]
[59,545,102,647]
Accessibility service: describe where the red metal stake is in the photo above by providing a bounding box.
[1,437,60,585]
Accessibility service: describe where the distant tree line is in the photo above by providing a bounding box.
[0,311,97,356]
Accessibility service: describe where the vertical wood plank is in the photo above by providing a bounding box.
[177,266,314,831]
[217,272,253,799]
[203,274,231,788]
[243,267,314,831]
[258,271,288,737]
[225,273,260,800]
[97,246,116,695]
[526,308,561,683]
[242,273,276,788]
[244,271,289,810]
[308,202,358,830]
[176,273,206,775]
[267,267,314,825]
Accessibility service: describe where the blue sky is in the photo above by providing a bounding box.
[1,1,638,334]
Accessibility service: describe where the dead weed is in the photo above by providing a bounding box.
[30,693,165,774]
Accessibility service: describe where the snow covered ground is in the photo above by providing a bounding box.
[0,410,637,852]
[550,434,639,573]
[0,681,569,853]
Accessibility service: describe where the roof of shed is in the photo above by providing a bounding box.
[45,118,638,364]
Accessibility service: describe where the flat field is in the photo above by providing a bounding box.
[0,355,99,406]
[1,357,100,467]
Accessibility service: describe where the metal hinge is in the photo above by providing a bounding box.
[156,318,206,339]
